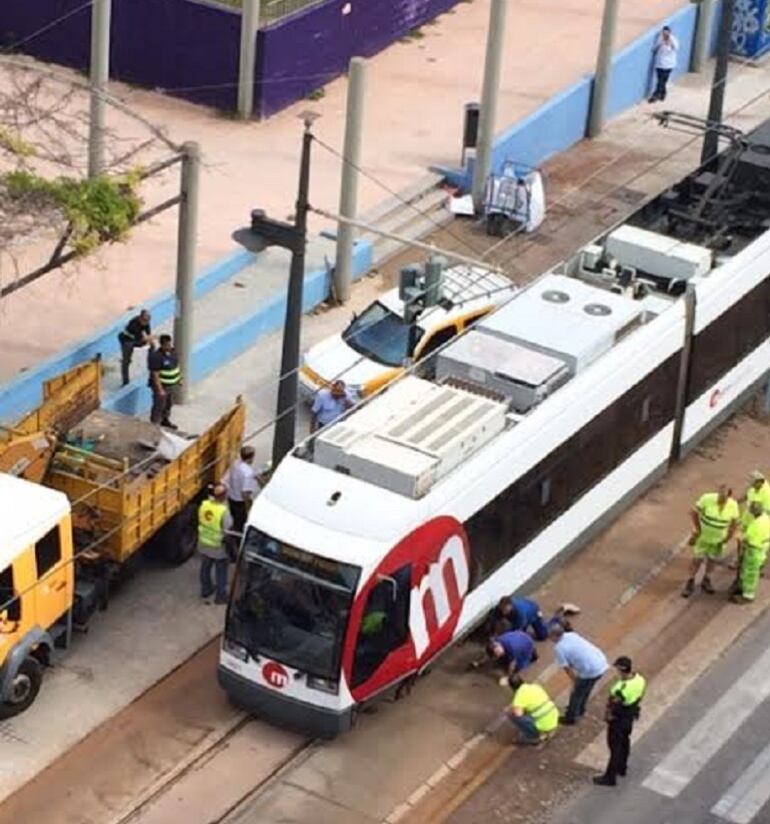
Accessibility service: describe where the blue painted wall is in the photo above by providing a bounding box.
[104,239,373,416]
[445,3,708,192]
[0,249,253,424]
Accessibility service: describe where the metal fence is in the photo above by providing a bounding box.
[214,0,324,24]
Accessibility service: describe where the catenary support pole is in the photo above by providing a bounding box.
[334,57,367,304]
[273,118,314,467]
[237,0,261,119]
[587,0,620,138]
[691,0,715,73]
[88,0,111,178]
[702,0,735,164]
[174,142,201,404]
[471,0,508,213]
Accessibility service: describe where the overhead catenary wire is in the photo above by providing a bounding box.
[15,60,770,522]
[13,64,770,530]
[4,55,770,606]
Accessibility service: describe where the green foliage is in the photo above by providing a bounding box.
[0,129,36,158]
[3,170,142,255]
[305,86,326,101]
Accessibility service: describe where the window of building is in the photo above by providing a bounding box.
[351,565,411,687]
[35,526,62,578]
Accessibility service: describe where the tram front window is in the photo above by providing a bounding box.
[226,529,360,681]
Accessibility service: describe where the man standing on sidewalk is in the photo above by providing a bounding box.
[505,674,559,746]
[593,656,646,787]
[649,25,678,103]
[224,445,259,533]
[549,623,608,725]
[118,309,152,386]
[148,334,182,429]
[198,482,233,605]
[682,484,740,598]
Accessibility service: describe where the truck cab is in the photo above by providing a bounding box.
[0,474,74,718]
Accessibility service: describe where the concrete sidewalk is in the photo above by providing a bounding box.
[0,0,684,379]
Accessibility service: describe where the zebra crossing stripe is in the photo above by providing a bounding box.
[711,740,770,824]
[642,643,770,799]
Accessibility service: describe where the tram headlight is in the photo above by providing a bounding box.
[306,675,339,695]
[223,637,249,662]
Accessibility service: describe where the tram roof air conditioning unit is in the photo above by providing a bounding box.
[314,377,506,498]
[477,274,642,374]
[435,330,570,413]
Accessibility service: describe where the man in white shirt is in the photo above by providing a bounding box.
[224,446,259,533]
[649,26,678,103]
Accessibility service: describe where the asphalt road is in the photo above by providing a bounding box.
[550,608,770,824]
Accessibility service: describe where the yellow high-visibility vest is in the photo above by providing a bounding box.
[696,492,739,544]
[198,499,227,547]
[743,511,770,553]
[610,672,646,706]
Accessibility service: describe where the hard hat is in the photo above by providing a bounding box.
[749,470,766,482]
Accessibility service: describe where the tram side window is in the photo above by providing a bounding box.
[351,565,411,688]
[0,566,21,622]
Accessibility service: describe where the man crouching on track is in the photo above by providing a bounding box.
[505,674,559,746]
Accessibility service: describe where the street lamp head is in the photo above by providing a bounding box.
[299,110,321,130]
[232,225,267,254]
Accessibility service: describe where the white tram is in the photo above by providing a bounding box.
[219,120,770,735]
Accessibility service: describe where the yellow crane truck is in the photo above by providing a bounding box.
[0,359,244,718]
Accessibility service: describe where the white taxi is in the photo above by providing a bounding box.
[299,265,515,401]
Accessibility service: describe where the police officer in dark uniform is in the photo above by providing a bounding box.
[593,655,646,787]
[147,333,182,429]
[118,309,152,386]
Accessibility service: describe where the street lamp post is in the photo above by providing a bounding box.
[233,113,319,468]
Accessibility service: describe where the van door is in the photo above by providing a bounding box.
[34,523,72,631]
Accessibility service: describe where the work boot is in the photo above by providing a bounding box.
[161,419,179,431]
[681,578,695,598]
[592,775,616,787]
[701,576,716,595]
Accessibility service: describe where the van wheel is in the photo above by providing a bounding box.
[0,657,42,719]
[148,503,198,566]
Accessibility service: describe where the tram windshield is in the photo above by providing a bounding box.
[226,529,360,681]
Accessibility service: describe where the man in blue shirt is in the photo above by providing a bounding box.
[549,623,608,725]
[310,380,356,432]
[487,629,538,675]
[494,596,580,640]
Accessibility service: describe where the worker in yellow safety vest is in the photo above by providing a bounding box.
[682,484,739,598]
[593,656,646,787]
[198,482,233,604]
[740,470,770,527]
[731,500,770,604]
[505,674,559,746]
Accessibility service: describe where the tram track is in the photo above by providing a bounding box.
[109,711,316,824]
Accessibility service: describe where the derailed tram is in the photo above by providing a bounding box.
[219,117,770,736]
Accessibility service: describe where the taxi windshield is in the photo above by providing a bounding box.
[226,530,360,680]
[342,301,420,367]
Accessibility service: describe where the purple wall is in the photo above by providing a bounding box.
[1,0,460,117]
[256,0,459,118]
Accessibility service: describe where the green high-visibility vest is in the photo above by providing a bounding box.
[610,672,646,706]
[744,512,770,552]
[198,499,227,547]
[696,492,739,544]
